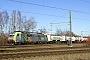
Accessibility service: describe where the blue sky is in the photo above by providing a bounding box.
[0,0,90,36]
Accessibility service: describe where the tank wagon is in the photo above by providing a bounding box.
[7,31,48,45]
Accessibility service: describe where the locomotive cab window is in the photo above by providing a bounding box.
[45,35,47,37]
[27,34,32,37]
[17,34,19,36]
[9,35,14,37]
[30,34,32,37]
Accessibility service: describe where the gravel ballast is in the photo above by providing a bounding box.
[1,52,90,60]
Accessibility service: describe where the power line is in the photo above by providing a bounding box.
[53,13,90,22]
[0,8,63,17]
[0,8,90,21]
[52,12,69,22]
[72,18,90,21]
[52,16,90,22]
[80,0,90,3]
[7,0,90,14]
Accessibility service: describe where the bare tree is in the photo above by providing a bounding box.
[64,31,76,36]
[0,12,5,34]
[11,10,16,32]
[23,17,37,32]
[17,11,21,31]
[0,12,3,35]
[3,11,9,33]
[38,27,47,33]
[55,28,76,36]
[21,16,26,31]
[0,10,37,34]
[55,28,64,36]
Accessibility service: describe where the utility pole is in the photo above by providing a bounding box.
[12,14,13,33]
[12,14,15,33]
[12,11,16,33]
[81,31,83,37]
[69,11,72,47]
[50,24,52,35]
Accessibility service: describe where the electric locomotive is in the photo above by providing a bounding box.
[7,31,48,45]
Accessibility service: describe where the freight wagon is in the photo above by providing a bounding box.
[50,36,66,43]
[65,36,75,43]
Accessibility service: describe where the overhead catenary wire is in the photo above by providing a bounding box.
[0,8,63,17]
[0,8,90,21]
[80,0,90,3]
[1,8,90,21]
[52,12,69,22]
[52,13,90,22]
[4,0,90,22]
[7,0,90,14]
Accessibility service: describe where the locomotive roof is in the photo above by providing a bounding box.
[14,31,45,35]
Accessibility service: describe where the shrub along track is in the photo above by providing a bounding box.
[0,46,90,59]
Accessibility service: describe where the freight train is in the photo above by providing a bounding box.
[7,31,89,45]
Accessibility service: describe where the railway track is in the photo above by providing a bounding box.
[0,45,90,53]
[0,43,85,49]
[0,44,53,48]
[0,48,90,59]
[0,46,90,59]
[0,47,90,54]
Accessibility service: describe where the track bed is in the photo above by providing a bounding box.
[0,43,89,59]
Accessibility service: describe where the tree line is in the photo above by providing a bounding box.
[0,10,37,35]
[0,10,78,36]
[55,28,77,36]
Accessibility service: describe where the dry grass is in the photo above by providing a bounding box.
[85,41,90,47]
[0,35,8,45]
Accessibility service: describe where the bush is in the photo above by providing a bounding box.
[85,40,90,46]
[0,35,8,45]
